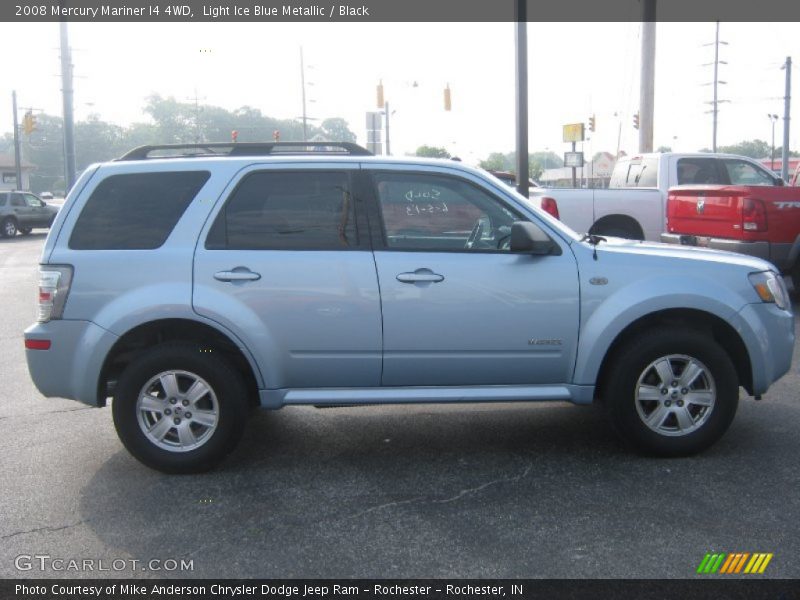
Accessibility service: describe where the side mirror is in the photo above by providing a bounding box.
[775,177,785,187]
[510,221,560,255]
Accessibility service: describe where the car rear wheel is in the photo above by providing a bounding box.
[1,218,17,238]
[602,328,738,456]
[112,342,249,473]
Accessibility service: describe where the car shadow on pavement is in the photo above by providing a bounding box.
[0,232,48,243]
[76,401,780,578]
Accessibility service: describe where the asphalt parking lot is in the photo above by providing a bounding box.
[1,233,799,579]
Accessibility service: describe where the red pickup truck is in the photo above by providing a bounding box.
[661,177,800,287]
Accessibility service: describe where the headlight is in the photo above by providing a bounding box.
[748,271,790,310]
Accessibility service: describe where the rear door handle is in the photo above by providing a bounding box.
[214,269,261,282]
[396,269,444,284]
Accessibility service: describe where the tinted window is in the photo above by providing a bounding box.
[69,171,209,250]
[723,160,775,186]
[24,194,42,207]
[10,194,24,207]
[0,194,6,207]
[207,171,357,250]
[676,158,723,185]
[374,172,522,252]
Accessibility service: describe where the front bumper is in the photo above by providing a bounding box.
[728,302,795,395]
[25,320,119,406]
[660,233,793,271]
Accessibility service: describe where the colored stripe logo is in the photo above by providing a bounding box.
[696,552,773,574]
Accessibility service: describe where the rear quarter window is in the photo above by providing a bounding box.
[69,171,210,250]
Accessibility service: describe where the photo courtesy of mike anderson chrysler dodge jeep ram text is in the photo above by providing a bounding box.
[24,142,794,473]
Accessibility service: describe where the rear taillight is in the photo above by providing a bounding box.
[742,198,767,232]
[540,196,560,220]
[36,265,73,323]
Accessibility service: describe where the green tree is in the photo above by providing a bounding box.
[716,139,772,158]
[320,118,357,143]
[415,145,451,158]
[478,152,511,172]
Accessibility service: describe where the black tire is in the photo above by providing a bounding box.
[1,218,18,238]
[19,227,32,235]
[112,342,249,473]
[601,328,738,457]
[791,262,800,294]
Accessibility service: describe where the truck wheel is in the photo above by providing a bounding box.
[112,342,249,473]
[602,328,738,457]
[1,218,18,238]
[791,262,800,293]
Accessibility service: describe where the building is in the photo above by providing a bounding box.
[758,157,800,178]
[539,152,616,188]
[0,153,34,191]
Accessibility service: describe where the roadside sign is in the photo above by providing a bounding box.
[563,123,585,143]
[564,151,584,167]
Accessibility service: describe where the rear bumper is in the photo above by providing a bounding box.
[25,320,119,406]
[660,233,794,271]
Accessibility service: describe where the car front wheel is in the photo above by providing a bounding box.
[1,218,18,238]
[112,342,249,473]
[602,328,738,457]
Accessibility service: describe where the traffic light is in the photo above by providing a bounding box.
[231,130,238,143]
[444,84,452,111]
[376,80,384,108]
[633,112,640,130]
[273,130,280,142]
[22,111,37,135]
[588,114,596,132]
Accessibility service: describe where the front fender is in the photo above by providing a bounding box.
[573,275,747,386]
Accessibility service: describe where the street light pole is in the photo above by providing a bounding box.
[768,113,779,171]
[300,46,308,142]
[514,0,529,198]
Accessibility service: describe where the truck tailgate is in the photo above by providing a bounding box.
[666,186,748,238]
[667,185,800,244]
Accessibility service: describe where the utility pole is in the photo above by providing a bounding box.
[781,56,792,182]
[514,0,529,198]
[187,88,204,143]
[11,91,22,189]
[60,21,77,191]
[384,101,391,156]
[639,0,656,153]
[703,22,729,152]
[300,46,308,142]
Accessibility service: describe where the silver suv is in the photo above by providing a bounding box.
[24,142,795,473]
[0,191,59,237]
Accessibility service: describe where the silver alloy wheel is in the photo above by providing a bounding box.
[634,354,716,437]
[135,370,219,452]
[3,219,16,237]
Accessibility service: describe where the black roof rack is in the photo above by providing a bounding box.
[117,141,373,161]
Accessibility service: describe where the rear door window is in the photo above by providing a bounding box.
[206,171,358,250]
[676,158,724,185]
[69,171,210,250]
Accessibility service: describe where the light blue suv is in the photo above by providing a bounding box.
[24,143,795,473]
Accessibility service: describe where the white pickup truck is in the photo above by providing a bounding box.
[529,152,785,240]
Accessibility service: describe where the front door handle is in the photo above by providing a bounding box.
[214,269,261,282]
[396,268,444,284]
